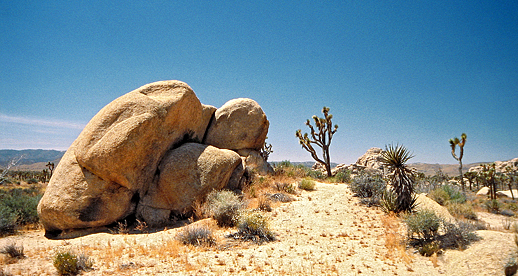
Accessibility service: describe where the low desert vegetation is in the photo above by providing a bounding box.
[202,190,246,227]
[176,223,216,247]
[403,210,480,256]
[298,178,316,191]
[53,250,93,275]
[229,210,275,242]
[0,242,25,260]
[0,187,42,235]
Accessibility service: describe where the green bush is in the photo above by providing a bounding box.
[298,179,316,191]
[429,185,466,206]
[204,190,245,227]
[404,210,440,242]
[53,251,79,275]
[0,204,17,235]
[0,188,42,234]
[485,199,501,214]
[176,224,216,247]
[334,170,351,183]
[306,169,325,180]
[350,173,386,199]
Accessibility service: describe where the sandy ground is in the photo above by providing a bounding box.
[1,182,516,275]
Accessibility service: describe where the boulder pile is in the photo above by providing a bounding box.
[331,147,388,177]
[37,80,272,234]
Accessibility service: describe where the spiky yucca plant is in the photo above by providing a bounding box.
[381,144,417,213]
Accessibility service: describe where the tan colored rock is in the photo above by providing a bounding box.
[193,104,217,142]
[237,149,274,176]
[355,147,385,172]
[469,157,518,174]
[37,144,134,233]
[476,187,490,196]
[137,143,242,226]
[204,98,269,151]
[74,80,203,191]
[415,193,455,223]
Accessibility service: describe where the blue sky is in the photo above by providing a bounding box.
[1,0,517,165]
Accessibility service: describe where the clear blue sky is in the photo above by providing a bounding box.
[1,0,517,165]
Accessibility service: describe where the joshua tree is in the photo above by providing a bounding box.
[480,163,497,200]
[260,138,273,162]
[449,133,467,191]
[295,107,338,177]
[381,144,417,213]
[464,171,478,191]
[46,162,55,179]
[504,166,516,200]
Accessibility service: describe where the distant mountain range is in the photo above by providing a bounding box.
[0,149,490,176]
[0,149,65,171]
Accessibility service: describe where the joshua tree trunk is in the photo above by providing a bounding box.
[296,107,338,177]
[449,133,467,191]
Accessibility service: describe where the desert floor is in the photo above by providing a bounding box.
[1,182,516,275]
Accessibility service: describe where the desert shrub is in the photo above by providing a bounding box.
[306,169,325,180]
[298,179,316,191]
[204,190,245,227]
[418,241,440,257]
[176,224,216,247]
[350,173,386,199]
[333,170,351,183]
[0,188,41,226]
[439,221,480,250]
[0,243,24,259]
[256,195,273,212]
[231,210,275,242]
[54,251,79,275]
[266,193,294,203]
[485,199,501,214]
[404,211,480,255]
[404,210,441,242]
[429,185,466,206]
[0,204,17,235]
[275,182,297,194]
[273,161,308,178]
[76,253,94,272]
[26,178,38,184]
[447,202,478,220]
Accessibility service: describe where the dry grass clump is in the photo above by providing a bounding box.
[381,214,412,264]
[0,243,24,260]
[176,223,216,247]
[203,190,245,227]
[446,202,478,220]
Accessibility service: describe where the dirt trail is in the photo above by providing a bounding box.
[1,182,514,275]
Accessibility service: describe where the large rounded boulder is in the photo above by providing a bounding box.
[38,81,206,232]
[37,145,135,233]
[74,80,204,192]
[204,98,269,151]
[137,143,242,226]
